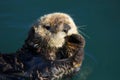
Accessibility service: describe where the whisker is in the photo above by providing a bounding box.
[78,27,86,30]
[77,25,90,39]
[78,25,87,30]
[78,30,90,39]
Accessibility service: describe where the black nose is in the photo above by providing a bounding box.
[63,23,71,33]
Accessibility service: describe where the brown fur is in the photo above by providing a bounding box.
[0,12,85,80]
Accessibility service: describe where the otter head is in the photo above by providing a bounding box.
[28,12,79,48]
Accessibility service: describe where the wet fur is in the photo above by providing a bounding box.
[24,34,85,80]
[0,12,85,80]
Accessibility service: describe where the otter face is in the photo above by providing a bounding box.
[31,13,79,48]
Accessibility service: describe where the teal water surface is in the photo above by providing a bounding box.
[0,0,120,80]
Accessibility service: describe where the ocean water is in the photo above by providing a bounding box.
[0,0,120,80]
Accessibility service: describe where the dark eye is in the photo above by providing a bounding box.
[63,29,68,33]
[44,25,50,30]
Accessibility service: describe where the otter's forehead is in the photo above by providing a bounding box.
[40,13,73,26]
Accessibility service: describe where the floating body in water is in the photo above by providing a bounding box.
[0,12,85,80]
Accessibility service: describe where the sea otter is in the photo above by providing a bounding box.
[0,12,85,80]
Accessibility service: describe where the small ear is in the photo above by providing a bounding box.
[68,34,85,48]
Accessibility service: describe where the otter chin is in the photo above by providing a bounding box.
[26,12,83,60]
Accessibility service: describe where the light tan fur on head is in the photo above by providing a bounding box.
[32,12,79,48]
